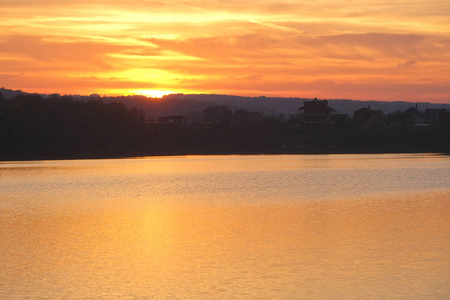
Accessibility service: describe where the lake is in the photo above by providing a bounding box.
[1,154,449,299]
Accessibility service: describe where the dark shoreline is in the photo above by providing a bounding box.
[2,93,449,162]
[1,150,448,163]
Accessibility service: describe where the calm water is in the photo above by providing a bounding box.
[0,154,449,299]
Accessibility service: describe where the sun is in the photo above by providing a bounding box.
[134,89,174,98]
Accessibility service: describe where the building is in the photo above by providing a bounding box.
[298,99,336,125]
[353,105,375,119]
[404,105,426,125]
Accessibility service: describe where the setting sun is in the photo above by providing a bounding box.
[134,90,175,98]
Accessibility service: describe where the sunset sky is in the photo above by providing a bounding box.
[1,0,450,102]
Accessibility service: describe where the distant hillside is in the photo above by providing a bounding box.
[0,88,213,119]
[164,94,450,117]
[1,88,449,118]
[0,88,31,99]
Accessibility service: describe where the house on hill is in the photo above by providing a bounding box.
[354,105,374,118]
[353,105,383,122]
[298,99,336,125]
[404,105,426,125]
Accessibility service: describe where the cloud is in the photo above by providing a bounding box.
[1,0,449,101]
[0,36,115,69]
[397,60,417,68]
[148,30,450,68]
[141,29,450,101]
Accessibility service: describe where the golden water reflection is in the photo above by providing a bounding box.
[1,189,449,299]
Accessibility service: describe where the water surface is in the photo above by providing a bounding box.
[1,154,449,299]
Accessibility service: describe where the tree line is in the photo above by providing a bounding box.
[0,93,147,159]
[0,93,449,160]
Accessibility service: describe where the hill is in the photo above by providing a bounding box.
[163,94,450,117]
[1,88,449,119]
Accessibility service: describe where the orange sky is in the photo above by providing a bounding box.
[1,0,449,102]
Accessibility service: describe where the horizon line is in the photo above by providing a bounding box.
[1,87,449,105]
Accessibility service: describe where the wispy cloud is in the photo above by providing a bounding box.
[1,0,449,101]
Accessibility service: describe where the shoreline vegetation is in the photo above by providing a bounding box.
[1,92,449,161]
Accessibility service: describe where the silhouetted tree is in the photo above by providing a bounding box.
[1,92,449,160]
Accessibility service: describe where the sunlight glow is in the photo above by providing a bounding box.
[1,0,450,102]
[134,90,175,98]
